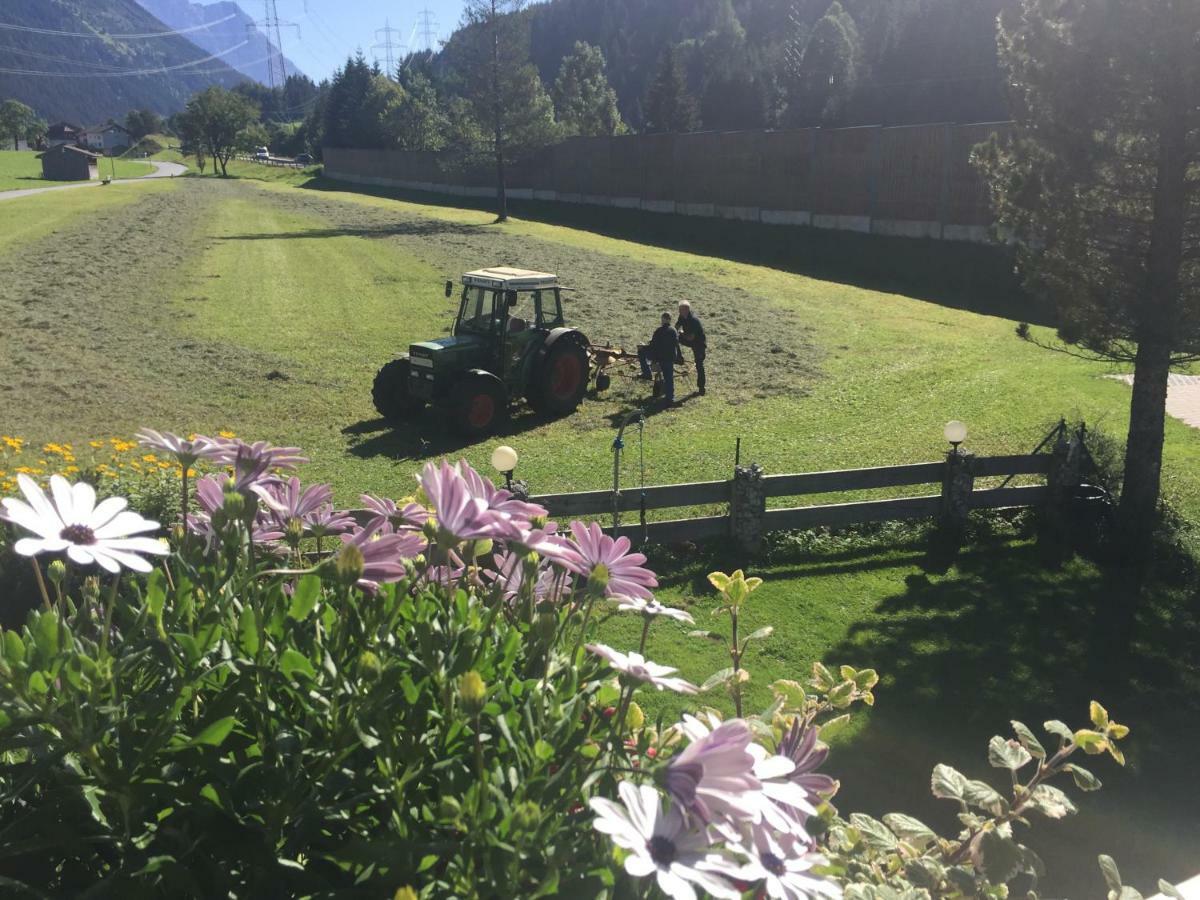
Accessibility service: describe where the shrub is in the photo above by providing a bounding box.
[0,432,1133,898]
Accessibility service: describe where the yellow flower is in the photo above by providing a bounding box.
[142,454,158,463]
[64,465,80,474]
[15,466,36,474]
[42,443,62,455]
[3,436,25,451]
[89,440,105,449]
[218,430,236,439]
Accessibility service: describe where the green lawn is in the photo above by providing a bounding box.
[0,149,153,192]
[0,175,1197,894]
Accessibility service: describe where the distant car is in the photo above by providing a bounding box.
[255,146,269,160]
[295,153,313,165]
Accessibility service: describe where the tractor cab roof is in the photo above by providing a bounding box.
[462,267,558,291]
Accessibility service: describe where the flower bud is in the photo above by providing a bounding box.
[458,670,487,715]
[221,481,246,518]
[512,800,541,832]
[171,523,186,544]
[82,576,100,603]
[625,701,645,732]
[530,514,548,530]
[421,519,438,541]
[471,538,493,559]
[334,544,364,586]
[285,517,305,548]
[394,888,419,900]
[46,560,66,585]
[357,651,382,682]
[535,608,558,643]
[586,563,610,595]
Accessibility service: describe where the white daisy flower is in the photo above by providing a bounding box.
[1,474,167,574]
[589,781,743,900]
[586,643,699,694]
[614,595,695,624]
[728,824,840,900]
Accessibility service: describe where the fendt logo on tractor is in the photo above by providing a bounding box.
[372,268,598,437]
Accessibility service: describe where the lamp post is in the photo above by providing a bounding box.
[491,445,527,499]
[943,420,968,454]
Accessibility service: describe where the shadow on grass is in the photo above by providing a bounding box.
[821,541,1200,896]
[216,219,485,242]
[301,177,1047,326]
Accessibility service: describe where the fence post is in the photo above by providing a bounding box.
[938,449,975,538]
[1041,425,1082,545]
[730,463,767,554]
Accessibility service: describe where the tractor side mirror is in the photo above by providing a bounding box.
[505,290,518,307]
[445,280,454,298]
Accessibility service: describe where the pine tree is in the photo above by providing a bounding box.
[787,1,862,126]
[977,0,1200,556]
[643,47,698,134]
[553,42,625,136]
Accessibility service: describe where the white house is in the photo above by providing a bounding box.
[81,122,132,156]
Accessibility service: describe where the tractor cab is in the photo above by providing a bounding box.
[372,268,591,437]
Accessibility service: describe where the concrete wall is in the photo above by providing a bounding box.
[323,121,1010,244]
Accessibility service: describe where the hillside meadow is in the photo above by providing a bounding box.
[1,172,1198,894]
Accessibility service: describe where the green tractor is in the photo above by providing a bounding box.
[372,268,594,436]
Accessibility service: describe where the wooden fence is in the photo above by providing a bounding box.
[531,448,1078,548]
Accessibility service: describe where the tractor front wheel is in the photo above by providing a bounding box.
[372,358,425,421]
[450,374,506,437]
[531,340,589,415]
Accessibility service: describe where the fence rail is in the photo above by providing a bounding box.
[532,443,1085,549]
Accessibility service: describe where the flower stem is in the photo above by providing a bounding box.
[30,558,51,610]
[730,608,742,719]
[637,616,651,656]
[180,467,189,527]
[99,574,120,658]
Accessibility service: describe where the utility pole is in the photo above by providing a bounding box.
[246,0,300,90]
[417,8,438,52]
[373,19,405,80]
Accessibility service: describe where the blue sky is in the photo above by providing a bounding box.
[265,0,466,81]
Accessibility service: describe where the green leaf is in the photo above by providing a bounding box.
[701,667,735,692]
[811,661,836,691]
[1073,729,1109,754]
[988,735,1033,771]
[1028,784,1076,819]
[882,813,936,849]
[742,626,773,644]
[852,668,879,690]
[827,680,855,709]
[533,739,554,762]
[237,607,259,657]
[931,763,967,801]
[280,649,316,682]
[816,714,850,740]
[770,679,807,708]
[1010,720,1046,759]
[188,716,236,749]
[848,813,897,851]
[1068,763,1102,791]
[596,681,621,706]
[979,830,1023,883]
[32,611,60,659]
[288,575,321,621]
[688,629,726,642]
[1089,700,1109,730]
[417,854,439,872]
[963,779,1007,816]
[1098,855,1123,894]
[1157,880,1187,900]
[1043,719,1074,743]
[3,631,25,664]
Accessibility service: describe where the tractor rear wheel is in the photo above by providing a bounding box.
[372,358,424,421]
[450,373,506,437]
[530,340,589,415]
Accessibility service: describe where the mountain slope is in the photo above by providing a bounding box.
[133,0,304,87]
[0,0,247,122]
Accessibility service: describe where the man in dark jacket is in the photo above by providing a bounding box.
[638,312,683,404]
[676,300,706,395]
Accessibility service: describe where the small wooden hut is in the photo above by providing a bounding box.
[36,144,101,181]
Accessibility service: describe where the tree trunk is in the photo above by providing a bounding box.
[1118,339,1171,555]
[1116,89,1189,559]
[491,4,507,222]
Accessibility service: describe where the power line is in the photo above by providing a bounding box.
[0,14,238,39]
[372,19,405,80]
[246,0,299,89]
[416,8,438,52]
[0,40,250,77]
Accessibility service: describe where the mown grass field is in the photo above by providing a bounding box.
[1,172,1197,893]
[0,149,152,192]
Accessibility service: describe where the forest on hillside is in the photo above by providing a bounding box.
[516,0,1012,130]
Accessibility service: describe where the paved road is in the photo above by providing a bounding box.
[1109,373,1200,429]
[0,160,188,202]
